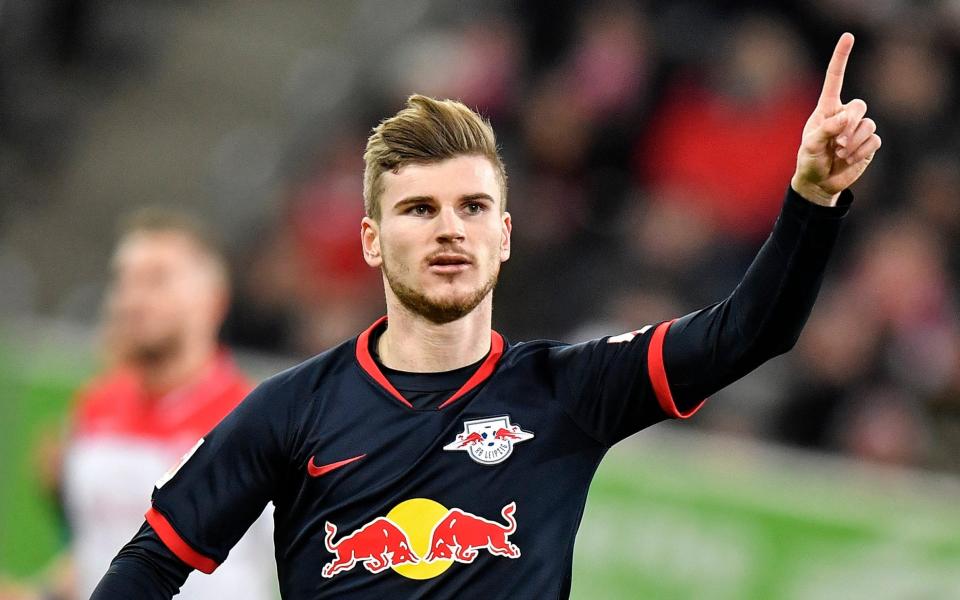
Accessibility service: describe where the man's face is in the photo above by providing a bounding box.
[105,231,225,364]
[362,155,511,324]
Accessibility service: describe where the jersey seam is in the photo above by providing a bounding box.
[554,448,607,599]
[557,352,616,449]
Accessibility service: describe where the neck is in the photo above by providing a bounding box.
[137,339,219,398]
[378,295,493,372]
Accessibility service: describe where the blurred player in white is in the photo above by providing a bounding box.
[53,210,276,599]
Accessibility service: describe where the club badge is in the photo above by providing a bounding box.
[443,415,534,465]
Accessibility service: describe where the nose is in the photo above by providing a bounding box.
[435,206,465,244]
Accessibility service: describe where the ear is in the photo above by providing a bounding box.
[500,211,512,262]
[361,216,383,267]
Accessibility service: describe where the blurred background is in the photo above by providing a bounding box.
[1,1,959,598]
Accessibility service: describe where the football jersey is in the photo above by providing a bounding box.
[148,317,695,598]
[105,186,856,600]
[64,350,278,599]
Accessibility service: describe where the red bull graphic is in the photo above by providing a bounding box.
[322,517,419,578]
[456,432,485,448]
[321,499,520,580]
[425,502,519,563]
[443,415,534,465]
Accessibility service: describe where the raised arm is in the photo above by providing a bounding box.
[660,33,881,412]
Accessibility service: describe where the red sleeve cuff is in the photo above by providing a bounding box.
[648,320,706,419]
[145,507,220,574]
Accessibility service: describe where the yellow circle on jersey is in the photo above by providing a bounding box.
[386,498,453,579]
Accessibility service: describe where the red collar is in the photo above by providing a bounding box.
[354,316,505,410]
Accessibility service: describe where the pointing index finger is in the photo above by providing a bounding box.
[819,32,854,108]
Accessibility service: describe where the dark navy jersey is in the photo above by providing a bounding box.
[147,315,687,598]
[93,186,854,599]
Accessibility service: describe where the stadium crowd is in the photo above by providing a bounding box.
[2,0,959,477]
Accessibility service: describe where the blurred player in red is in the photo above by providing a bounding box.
[21,211,277,599]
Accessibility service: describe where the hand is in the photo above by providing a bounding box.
[791,33,882,206]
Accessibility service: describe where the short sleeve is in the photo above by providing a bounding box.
[147,380,289,573]
[551,320,706,447]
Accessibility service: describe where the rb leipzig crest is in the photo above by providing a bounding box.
[443,415,533,465]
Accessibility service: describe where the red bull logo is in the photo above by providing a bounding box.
[322,517,419,578]
[425,502,519,563]
[322,499,520,579]
[443,415,534,465]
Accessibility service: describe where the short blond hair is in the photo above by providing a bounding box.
[117,207,229,287]
[363,94,507,221]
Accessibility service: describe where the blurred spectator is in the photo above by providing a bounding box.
[847,216,959,395]
[908,154,960,277]
[4,0,960,485]
[383,17,523,119]
[775,288,882,449]
[635,13,815,242]
[224,134,384,355]
[927,358,960,472]
[835,384,931,467]
[23,210,277,599]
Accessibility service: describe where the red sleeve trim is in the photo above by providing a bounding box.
[145,507,219,574]
[648,319,706,419]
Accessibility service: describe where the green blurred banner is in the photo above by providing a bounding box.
[572,430,960,599]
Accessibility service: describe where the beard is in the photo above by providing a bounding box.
[382,258,499,325]
[109,323,183,367]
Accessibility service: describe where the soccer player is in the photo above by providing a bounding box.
[57,211,277,599]
[92,33,879,598]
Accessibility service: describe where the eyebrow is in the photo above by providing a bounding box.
[393,193,495,210]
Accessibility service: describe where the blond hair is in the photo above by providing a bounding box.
[363,94,507,220]
[117,207,229,286]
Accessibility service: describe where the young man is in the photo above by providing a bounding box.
[58,211,277,599]
[92,33,879,598]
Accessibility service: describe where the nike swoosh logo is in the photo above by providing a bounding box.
[307,454,366,478]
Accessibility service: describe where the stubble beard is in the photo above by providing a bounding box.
[382,258,499,325]
[112,326,184,368]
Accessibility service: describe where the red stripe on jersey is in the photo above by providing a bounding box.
[145,507,219,574]
[356,317,412,408]
[355,316,505,410]
[437,332,504,409]
[648,319,706,419]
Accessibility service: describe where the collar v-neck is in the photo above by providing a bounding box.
[354,316,505,410]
